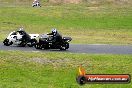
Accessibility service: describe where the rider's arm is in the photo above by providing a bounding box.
[47,32,53,35]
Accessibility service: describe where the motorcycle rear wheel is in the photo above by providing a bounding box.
[60,43,69,50]
[35,43,41,49]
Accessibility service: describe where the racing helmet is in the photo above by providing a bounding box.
[19,27,24,31]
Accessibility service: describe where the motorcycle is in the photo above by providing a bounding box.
[32,1,41,7]
[35,34,72,50]
[3,30,39,47]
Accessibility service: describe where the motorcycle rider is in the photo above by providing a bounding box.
[18,27,31,42]
[47,28,62,44]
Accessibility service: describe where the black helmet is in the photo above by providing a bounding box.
[51,28,57,34]
[19,26,24,31]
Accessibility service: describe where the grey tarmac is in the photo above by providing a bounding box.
[0,43,132,54]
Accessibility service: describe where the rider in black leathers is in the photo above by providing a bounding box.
[18,27,31,41]
[47,28,62,44]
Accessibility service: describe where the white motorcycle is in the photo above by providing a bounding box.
[3,30,39,47]
[32,1,41,7]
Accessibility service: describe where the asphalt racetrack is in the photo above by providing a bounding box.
[0,43,132,54]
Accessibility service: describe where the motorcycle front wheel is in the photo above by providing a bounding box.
[3,39,12,46]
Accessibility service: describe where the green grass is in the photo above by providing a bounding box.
[0,51,132,88]
[0,1,132,88]
[0,4,132,44]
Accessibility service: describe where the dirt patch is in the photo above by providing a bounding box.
[49,0,62,4]
[63,0,82,4]
[27,58,71,65]
[27,58,89,68]
[49,0,82,4]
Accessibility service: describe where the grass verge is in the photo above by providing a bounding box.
[0,5,132,44]
[0,50,132,88]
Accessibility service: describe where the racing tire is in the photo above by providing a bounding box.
[3,39,12,46]
[35,43,41,49]
[28,39,37,47]
[39,4,41,7]
[60,42,69,50]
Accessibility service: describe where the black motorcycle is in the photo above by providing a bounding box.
[35,34,72,50]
